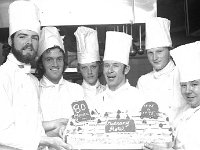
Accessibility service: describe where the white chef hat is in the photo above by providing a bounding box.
[74,26,100,64]
[38,27,65,57]
[8,0,40,40]
[145,17,172,50]
[103,31,132,65]
[170,41,200,82]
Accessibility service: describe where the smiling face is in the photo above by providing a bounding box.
[147,47,170,71]
[42,48,64,84]
[180,79,200,108]
[11,30,39,64]
[103,60,130,91]
[79,61,99,86]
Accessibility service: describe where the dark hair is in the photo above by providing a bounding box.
[2,43,11,64]
[35,46,68,80]
[122,64,128,74]
[10,33,15,51]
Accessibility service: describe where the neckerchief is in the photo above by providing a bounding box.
[153,60,175,79]
[82,80,103,95]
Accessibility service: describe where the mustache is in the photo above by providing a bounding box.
[22,44,34,51]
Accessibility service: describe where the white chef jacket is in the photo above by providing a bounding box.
[0,53,45,150]
[82,80,105,110]
[137,60,185,126]
[96,80,145,116]
[174,106,200,150]
[39,76,85,121]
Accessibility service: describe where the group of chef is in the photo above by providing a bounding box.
[0,0,200,150]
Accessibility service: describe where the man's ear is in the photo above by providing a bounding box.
[8,37,12,46]
[124,65,130,75]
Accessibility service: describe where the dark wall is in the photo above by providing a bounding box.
[128,55,152,86]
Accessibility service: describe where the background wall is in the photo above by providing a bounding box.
[128,56,152,86]
[0,43,5,65]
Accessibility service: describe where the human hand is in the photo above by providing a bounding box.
[51,118,69,128]
[40,136,72,150]
[46,124,66,138]
[44,118,68,138]
[49,137,72,150]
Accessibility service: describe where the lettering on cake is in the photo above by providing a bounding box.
[140,101,159,119]
[105,119,135,133]
[71,100,91,122]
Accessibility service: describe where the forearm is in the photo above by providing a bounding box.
[0,145,22,150]
[42,119,68,137]
[42,121,64,137]
[0,131,26,150]
[42,118,69,132]
[0,121,41,150]
[42,121,56,132]
[0,120,25,150]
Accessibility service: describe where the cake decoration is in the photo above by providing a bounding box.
[105,119,135,133]
[140,101,159,119]
[71,100,91,122]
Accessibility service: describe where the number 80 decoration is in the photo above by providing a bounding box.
[71,100,91,122]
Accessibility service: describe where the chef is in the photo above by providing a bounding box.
[0,1,44,149]
[74,26,105,109]
[96,31,145,115]
[37,27,84,129]
[137,17,185,126]
[171,41,200,150]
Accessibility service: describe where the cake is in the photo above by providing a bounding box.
[64,101,174,149]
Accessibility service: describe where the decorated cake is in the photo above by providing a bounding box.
[63,101,174,149]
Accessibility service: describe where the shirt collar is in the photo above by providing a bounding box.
[82,79,100,90]
[153,59,175,79]
[40,75,64,87]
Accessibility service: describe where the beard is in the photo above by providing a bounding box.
[12,43,37,65]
